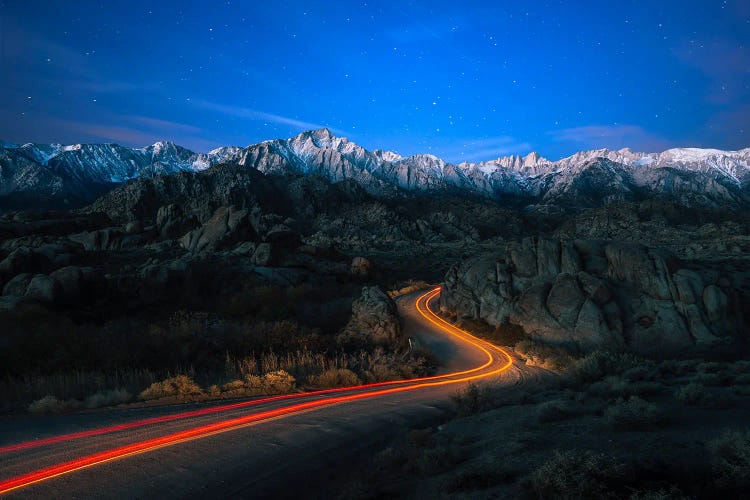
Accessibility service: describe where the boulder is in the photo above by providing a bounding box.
[0,247,51,278]
[252,243,274,266]
[536,238,561,277]
[69,228,127,251]
[546,273,585,328]
[156,204,198,240]
[340,286,402,347]
[264,224,300,248]
[180,206,256,254]
[50,266,84,304]
[124,221,143,234]
[2,273,33,296]
[350,257,372,278]
[25,274,63,303]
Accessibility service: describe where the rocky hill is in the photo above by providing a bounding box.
[439,237,747,357]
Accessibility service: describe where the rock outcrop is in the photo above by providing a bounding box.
[180,206,256,254]
[440,237,743,356]
[339,286,402,347]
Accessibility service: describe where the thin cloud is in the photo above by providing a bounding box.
[194,100,348,136]
[435,136,532,163]
[34,116,222,152]
[48,119,164,146]
[549,124,672,152]
[123,115,203,135]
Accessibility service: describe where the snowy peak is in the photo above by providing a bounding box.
[373,149,402,162]
[1,128,748,210]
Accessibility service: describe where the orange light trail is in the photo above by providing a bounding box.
[0,288,513,496]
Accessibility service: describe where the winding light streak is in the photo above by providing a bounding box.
[0,288,513,496]
[0,288,487,455]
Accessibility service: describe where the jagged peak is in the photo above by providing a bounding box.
[523,151,546,163]
[208,145,242,155]
[400,153,445,163]
[373,149,402,162]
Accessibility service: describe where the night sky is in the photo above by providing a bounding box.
[1,1,748,162]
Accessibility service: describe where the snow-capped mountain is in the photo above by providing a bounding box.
[1,128,748,209]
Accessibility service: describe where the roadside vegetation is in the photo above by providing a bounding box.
[341,323,750,499]
[1,279,435,413]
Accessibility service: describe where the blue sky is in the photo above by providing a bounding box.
[1,0,748,162]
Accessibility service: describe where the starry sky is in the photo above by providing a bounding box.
[1,1,748,162]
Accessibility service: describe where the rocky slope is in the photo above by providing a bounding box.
[439,237,746,357]
[2,129,748,210]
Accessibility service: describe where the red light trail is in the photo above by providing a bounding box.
[0,288,513,495]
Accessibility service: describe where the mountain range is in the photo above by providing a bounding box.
[1,128,749,210]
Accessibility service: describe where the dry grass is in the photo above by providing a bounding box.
[139,375,204,401]
[387,280,432,298]
[514,340,575,370]
[708,429,750,490]
[310,368,361,388]
[28,395,78,414]
[1,368,158,413]
[82,388,131,409]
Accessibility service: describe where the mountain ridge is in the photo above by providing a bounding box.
[1,129,749,210]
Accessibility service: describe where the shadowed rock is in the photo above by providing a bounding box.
[440,236,742,356]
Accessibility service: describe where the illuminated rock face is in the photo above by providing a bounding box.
[339,286,402,347]
[439,237,741,356]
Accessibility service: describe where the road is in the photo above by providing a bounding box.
[0,288,539,498]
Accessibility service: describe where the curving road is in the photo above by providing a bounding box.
[0,288,539,498]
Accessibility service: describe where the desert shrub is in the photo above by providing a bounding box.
[28,395,78,414]
[658,359,700,377]
[451,383,486,416]
[262,370,296,394]
[697,362,725,374]
[139,374,203,401]
[523,449,627,499]
[627,487,687,499]
[220,380,249,397]
[82,388,131,409]
[675,383,709,406]
[444,468,498,493]
[623,363,658,382]
[208,384,221,397]
[604,397,663,430]
[707,429,750,489]
[514,340,575,370]
[245,374,264,393]
[570,351,640,384]
[413,444,457,475]
[587,376,663,399]
[443,457,519,493]
[373,446,408,471]
[310,368,361,388]
[536,399,574,423]
[693,372,728,387]
[728,360,750,377]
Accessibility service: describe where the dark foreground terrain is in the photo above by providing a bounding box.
[1,160,749,498]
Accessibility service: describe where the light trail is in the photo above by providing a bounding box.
[0,288,490,455]
[0,288,513,496]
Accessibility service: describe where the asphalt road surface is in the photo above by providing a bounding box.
[0,288,543,499]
